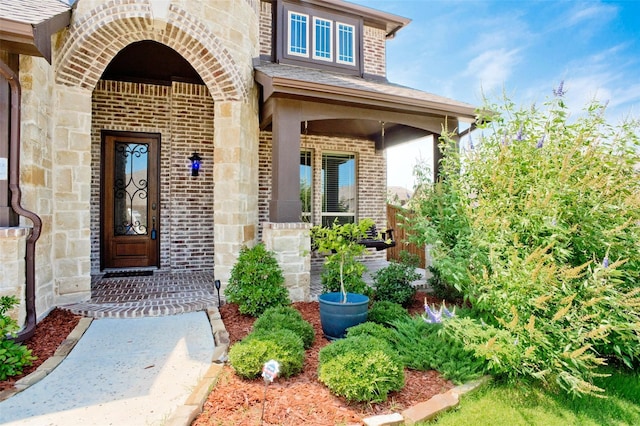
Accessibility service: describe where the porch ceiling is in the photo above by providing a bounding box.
[254,61,478,148]
[0,0,72,64]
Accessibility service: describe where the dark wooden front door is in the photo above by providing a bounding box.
[101,131,160,269]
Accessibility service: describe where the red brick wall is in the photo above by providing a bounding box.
[91,80,215,273]
[258,131,387,262]
[363,26,386,78]
[259,1,272,57]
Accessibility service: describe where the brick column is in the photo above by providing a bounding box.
[0,227,29,327]
[262,222,311,302]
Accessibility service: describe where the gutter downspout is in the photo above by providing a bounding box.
[0,58,42,343]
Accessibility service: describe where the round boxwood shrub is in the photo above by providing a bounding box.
[253,306,315,349]
[224,244,290,317]
[228,328,305,379]
[372,254,421,306]
[318,334,395,366]
[367,301,409,326]
[345,321,395,342]
[318,345,404,403]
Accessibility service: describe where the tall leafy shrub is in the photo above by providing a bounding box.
[224,244,290,317]
[410,87,640,395]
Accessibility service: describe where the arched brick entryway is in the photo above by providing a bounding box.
[50,0,261,290]
[55,1,248,103]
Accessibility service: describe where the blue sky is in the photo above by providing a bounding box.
[350,1,640,189]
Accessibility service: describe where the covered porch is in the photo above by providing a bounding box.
[61,259,429,318]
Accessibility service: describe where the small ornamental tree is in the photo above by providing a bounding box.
[410,85,640,396]
[312,218,374,303]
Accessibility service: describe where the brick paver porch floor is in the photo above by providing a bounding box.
[62,260,428,318]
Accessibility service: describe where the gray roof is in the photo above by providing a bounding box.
[254,61,477,120]
[0,0,71,25]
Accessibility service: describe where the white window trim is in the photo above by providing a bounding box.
[321,151,357,222]
[336,22,356,66]
[300,149,313,223]
[312,17,333,62]
[287,11,309,58]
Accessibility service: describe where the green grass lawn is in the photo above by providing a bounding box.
[428,367,640,426]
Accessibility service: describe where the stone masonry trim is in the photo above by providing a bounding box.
[55,0,248,102]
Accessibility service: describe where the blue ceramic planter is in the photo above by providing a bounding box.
[318,292,369,340]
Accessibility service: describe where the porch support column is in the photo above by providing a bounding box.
[269,99,302,222]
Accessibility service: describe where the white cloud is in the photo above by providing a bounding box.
[463,48,521,94]
[564,3,618,27]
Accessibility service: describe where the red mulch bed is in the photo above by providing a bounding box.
[192,292,454,426]
[0,308,81,393]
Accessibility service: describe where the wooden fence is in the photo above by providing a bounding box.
[386,203,427,269]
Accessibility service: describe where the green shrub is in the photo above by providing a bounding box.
[372,252,421,306]
[0,296,36,380]
[367,301,409,325]
[253,306,315,349]
[346,321,395,342]
[318,335,404,402]
[224,244,290,317]
[390,315,488,384]
[427,265,464,302]
[410,89,640,395]
[318,334,394,365]
[228,328,304,379]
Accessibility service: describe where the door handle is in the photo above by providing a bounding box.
[152,203,157,210]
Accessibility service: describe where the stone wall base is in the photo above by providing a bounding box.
[0,227,29,327]
[261,222,311,302]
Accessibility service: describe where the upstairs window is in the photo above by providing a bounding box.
[337,23,355,65]
[313,17,333,61]
[282,5,359,71]
[288,11,308,57]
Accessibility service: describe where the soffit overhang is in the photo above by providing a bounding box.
[255,62,478,146]
[0,0,72,63]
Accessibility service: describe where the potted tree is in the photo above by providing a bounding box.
[311,218,374,339]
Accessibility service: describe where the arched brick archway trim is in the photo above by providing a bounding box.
[55,1,248,102]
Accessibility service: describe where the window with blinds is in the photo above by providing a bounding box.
[321,153,356,226]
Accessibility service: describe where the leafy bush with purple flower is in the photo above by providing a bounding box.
[410,86,640,396]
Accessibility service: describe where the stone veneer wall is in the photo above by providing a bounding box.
[262,222,311,302]
[0,228,28,326]
[363,26,387,78]
[20,55,82,316]
[91,80,215,273]
[258,131,387,264]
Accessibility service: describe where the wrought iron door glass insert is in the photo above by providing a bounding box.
[114,142,149,235]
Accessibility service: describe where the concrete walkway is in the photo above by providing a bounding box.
[0,312,215,426]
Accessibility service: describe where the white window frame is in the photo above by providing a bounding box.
[336,22,356,66]
[321,151,357,226]
[287,11,309,57]
[312,17,333,62]
[300,150,313,223]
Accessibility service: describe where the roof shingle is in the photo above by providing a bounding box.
[0,0,70,26]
